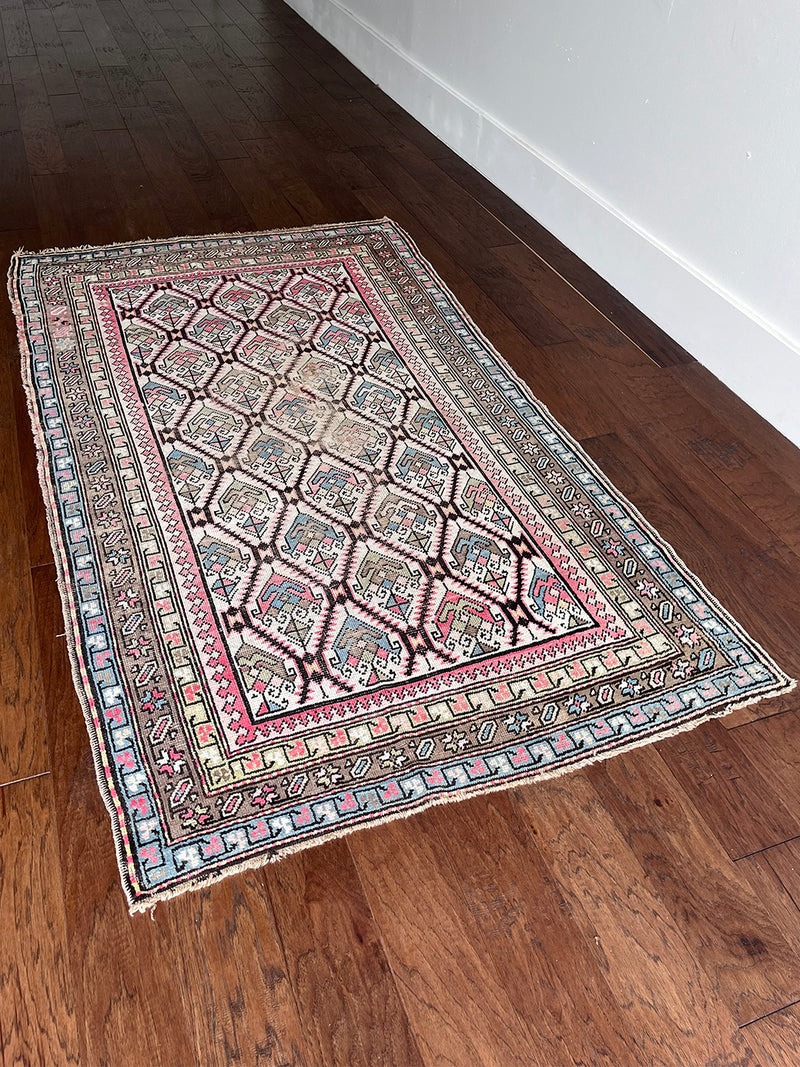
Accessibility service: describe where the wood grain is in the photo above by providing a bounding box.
[512,774,759,1066]
[586,746,800,1022]
[0,237,50,784]
[350,812,565,1067]
[742,1005,800,1067]
[166,873,309,1067]
[0,775,81,1066]
[264,839,424,1067]
[423,792,642,1066]
[3,0,800,1062]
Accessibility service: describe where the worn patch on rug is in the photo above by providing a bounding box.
[9,220,794,910]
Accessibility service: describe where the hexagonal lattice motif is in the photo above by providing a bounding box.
[237,429,306,489]
[443,519,515,599]
[324,412,392,471]
[405,399,457,453]
[110,283,154,313]
[324,606,404,688]
[289,351,350,400]
[141,377,190,427]
[249,562,326,655]
[233,636,299,715]
[185,308,244,353]
[141,288,198,330]
[212,473,283,544]
[195,531,253,604]
[366,485,441,558]
[157,340,218,388]
[181,400,247,456]
[283,274,337,312]
[208,364,273,414]
[314,321,368,362]
[364,344,411,387]
[348,541,426,626]
[121,320,169,364]
[302,456,371,522]
[165,444,218,505]
[348,376,405,424]
[278,503,350,582]
[392,442,453,501]
[333,292,375,332]
[266,388,334,441]
[520,556,593,634]
[454,472,520,536]
[213,279,271,321]
[238,267,292,292]
[425,579,512,660]
[259,300,318,341]
[236,330,297,375]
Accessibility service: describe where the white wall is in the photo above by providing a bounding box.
[284,0,800,447]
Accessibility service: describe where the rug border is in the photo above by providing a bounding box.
[8,219,796,915]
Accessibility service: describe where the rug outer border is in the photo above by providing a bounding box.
[7,220,796,914]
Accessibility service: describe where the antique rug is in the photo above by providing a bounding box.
[10,220,793,911]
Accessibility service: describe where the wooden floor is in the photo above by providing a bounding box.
[2,0,800,1064]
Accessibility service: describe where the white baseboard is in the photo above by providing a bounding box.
[284,0,800,449]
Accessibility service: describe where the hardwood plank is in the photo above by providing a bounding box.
[0,17,10,86]
[176,35,265,141]
[32,565,196,1067]
[578,432,800,856]
[761,839,800,908]
[742,1004,800,1066]
[724,711,800,824]
[141,78,251,226]
[0,84,39,229]
[491,241,654,368]
[48,93,124,245]
[1,2,34,58]
[97,125,173,239]
[61,28,125,131]
[74,0,126,68]
[435,151,696,366]
[586,745,800,1023]
[737,850,800,962]
[166,874,310,1067]
[121,103,216,234]
[602,357,800,557]
[355,144,575,348]
[0,244,50,783]
[674,362,800,500]
[49,0,82,33]
[27,7,76,95]
[354,188,628,441]
[513,774,758,1066]
[245,126,365,223]
[153,49,248,159]
[349,816,551,1067]
[8,53,66,173]
[424,792,642,1065]
[0,775,81,1066]
[264,840,425,1067]
[96,0,164,82]
[658,718,800,861]
[520,340,643,438]
[218,152,301,231]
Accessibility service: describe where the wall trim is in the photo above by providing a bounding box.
[284,0,800,446]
